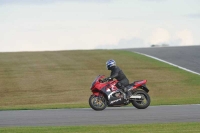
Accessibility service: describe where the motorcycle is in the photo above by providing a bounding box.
[89,75,151,111]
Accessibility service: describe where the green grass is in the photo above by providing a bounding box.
[0,122,200,133]
[0,50,200,110]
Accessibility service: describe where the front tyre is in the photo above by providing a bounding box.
[89,95,107,111]
[131,90,150,109]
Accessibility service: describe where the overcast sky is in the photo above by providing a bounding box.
[0,0,200,52]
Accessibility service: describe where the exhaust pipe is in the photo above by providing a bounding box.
[130,95,142,99]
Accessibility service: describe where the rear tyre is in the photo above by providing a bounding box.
[89,95,107,111]
[131,90,150,109]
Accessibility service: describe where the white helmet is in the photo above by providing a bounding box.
[106,59,116,70]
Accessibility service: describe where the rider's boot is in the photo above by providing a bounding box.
[123,87,131,99]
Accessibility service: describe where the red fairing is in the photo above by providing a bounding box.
[108,81,118,91]
[133,80,147,89]
[90,75,106,96]
[90,75,118,96]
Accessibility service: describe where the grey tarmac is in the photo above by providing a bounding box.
[125,45,200,74]
[0,105,200,127]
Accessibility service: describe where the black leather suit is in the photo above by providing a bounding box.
[109,66,129,90]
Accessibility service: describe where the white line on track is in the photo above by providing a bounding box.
[135,52,200,76]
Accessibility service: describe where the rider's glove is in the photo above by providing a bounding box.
[107,77,112,81]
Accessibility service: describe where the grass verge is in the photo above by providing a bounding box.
[0,122,200,133]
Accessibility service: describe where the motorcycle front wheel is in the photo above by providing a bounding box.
[131,90,151,109]
[89,95,107,111]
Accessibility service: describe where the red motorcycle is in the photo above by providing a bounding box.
[89,75,151,111]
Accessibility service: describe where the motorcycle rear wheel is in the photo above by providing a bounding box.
[89,95,107,111]
[131,90,150,109]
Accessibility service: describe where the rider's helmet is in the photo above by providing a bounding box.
[106,59,116,70]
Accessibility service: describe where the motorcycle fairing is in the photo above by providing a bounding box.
[100,86,126,106]
[128,80,149,93]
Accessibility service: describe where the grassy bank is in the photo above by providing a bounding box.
[0,122,200,133]
[0,50,200,110]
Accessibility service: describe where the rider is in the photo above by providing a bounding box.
[103,59,131,99]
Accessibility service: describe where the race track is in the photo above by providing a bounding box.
[0,105,200,127]
[126,45,200,74]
